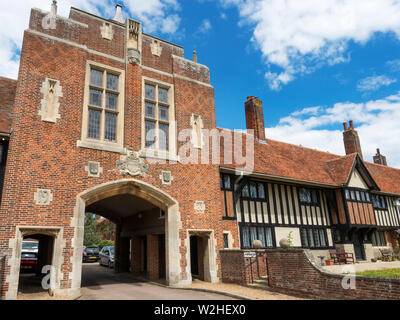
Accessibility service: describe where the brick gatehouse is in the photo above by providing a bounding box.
[0,3,400,300]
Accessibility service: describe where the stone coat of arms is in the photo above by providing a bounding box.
[117,149,149,177]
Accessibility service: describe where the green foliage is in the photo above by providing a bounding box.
[287,231,294,248]
[97,239,114,250]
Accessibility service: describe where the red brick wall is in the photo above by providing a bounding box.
[0,77,17,134]
[220,250,267,284]
[266,249,400,300]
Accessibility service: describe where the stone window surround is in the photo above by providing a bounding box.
[77,60,125,154]
[141,76,177,161]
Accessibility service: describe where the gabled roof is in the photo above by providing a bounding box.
[218,128,400,195]
[324,154,357,186]
[0,76,17,134]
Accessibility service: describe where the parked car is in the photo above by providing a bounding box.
[99,246,114,268]
[22,240,39,253]
[20,252,38,273]
[82,246,100,263]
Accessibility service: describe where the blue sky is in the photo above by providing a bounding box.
[1,0,400,167]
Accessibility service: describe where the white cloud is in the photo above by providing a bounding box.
[387,59,400,72]
[197,19,212,34]
[0,0,181,79]
[357,75,397,91]
[266,91,400,168]
[221,0,400,90]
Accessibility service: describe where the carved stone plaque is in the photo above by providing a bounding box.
[39,78,62,123]
[85,162,103,178]
[160,171,173,185]
[34,189,53,205]
[194,201,206,213]
[117,149,149,177]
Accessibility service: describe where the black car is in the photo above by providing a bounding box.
[82,246,100,263]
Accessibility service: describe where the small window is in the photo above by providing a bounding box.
[240,225,274,249]
[345,189,351,200]
[220,174,232,190]
[242,185,250,198]
[299,188,319,205]
[366,193,370,202]
[372,195,387,210]
[250,183,258,199]
[356,191,361,201]
[223,234,229,249]
[372,230,387,246]
[301,228,327,248]
[258,183,265,199]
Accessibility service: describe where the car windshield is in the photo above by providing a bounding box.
[22,242,38,250]
[86,247,99,254]
[109,247,114,255]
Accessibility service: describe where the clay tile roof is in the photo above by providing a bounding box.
[217,127,400,195]
[324,154,358,186]
[365,162,400,195]
[218,128,342,186]
[0,77,17,134]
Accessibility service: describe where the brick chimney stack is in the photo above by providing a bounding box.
[373,148,388,166]
[343,120,363,159]
[245,96,266,141]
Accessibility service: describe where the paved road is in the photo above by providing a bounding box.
[79,263,237,300]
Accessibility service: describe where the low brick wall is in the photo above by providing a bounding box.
[220,250,267,284]
[266,249,400,300]
[220,248,400,299]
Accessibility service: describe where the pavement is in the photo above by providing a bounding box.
[79,263,237,300]
[322,261,400,274]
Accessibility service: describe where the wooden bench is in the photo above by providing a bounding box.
[337,248,354,264]
[329,249,354,264]
[380,248,393,261]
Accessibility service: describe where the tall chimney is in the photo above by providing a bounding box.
[245,96,266,141]
[113,4,124,23]
[343,120,363,159]
[373,148,387,166]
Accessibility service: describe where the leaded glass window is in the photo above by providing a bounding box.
[144,82,170,151]
[87,68,120,143]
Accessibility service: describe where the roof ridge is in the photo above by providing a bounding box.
[216,126,343,158]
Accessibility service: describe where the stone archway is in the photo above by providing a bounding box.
[63,179,188,298]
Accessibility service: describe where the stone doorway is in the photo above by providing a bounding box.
[187,230,218,283]
[6,227,64,300]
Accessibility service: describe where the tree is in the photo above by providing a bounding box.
[83,213,102,247]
